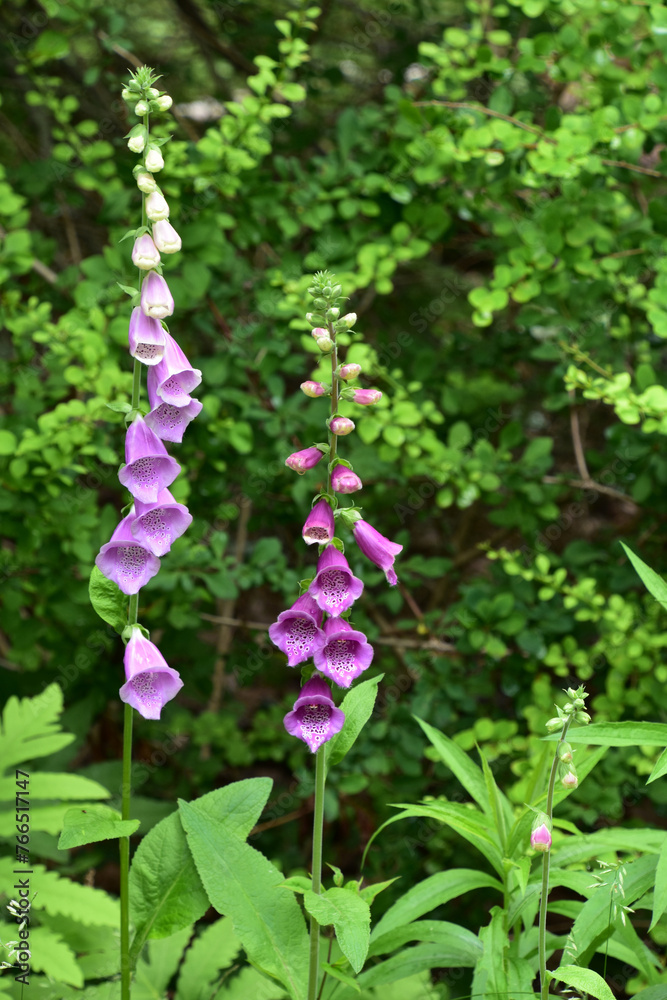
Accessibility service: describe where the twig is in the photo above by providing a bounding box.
[568,389,590,482]
[598,157,662,178]
[542,475,636,504]
[97,31,142,69]
[0,226,58,284]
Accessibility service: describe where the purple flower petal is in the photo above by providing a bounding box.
[118,415,181,503]
[285,447,325,473]
[309,545,363,617]
[352,519,403,586]
[268,593,326,667]
[283,676,345,752]
[141,270,174,320]
[95,513,161,594]
[145,369,203,442]
[128,306,166,366]
[313,618,374,689]
[302,498,335,546]
[131,488,193,556]
[148,331,202,407]
[331,465,362,494]
[120,628,183,720]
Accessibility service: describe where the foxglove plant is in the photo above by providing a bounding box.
[90,66,203,1000]
[268,271,404,1000]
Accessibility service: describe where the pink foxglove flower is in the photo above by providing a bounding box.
[302,499,335,546]
[120,627,183,720]
[141,270,174,320]
[269,593,326,667]
[350,389,382,405]
[331,465,362,494]
[285,446,325,473]
[132,234,161,270]
[352,518,402,586]
[301,381,327,398]
[339,363,361,381]
[148,331,202,406]
[145,191,169,221]
[530,816,552,852]
[330,416,354,436]
[118,415,181,503]
[95,513,160,595]
[128,306,165,366]
[131,488,193,557]
[309,545,363,617]
[561,768,578,790]
[314,618,374,689]
[145,372,203,443]
[152,219,182,254]
[283,676,345,753]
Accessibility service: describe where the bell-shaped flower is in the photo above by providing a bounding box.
[301,381,326,398]
[285,446,325,473]
[152,219,182,254]
[302,498,335,546]
[309,545,363,617]
[148,331,202,406]
[141,270,174,320]
[530,813,552,853]
[136,171,157,194]
[351,389,382,405]
[145,371,203,443]
[118,415,181,503]
[330,416,355,436]
[128,306,165,366]
[145,191,169,221]
[314,618,373,689]
[283,676,345,753]
[95,513,161,595]
[120,627,183,720]
[131,488,193,557]
[331,465,362,494]
[131,234,161,270]
[268,593,326,667]
[144,147,164,173]
[352,519,403,586]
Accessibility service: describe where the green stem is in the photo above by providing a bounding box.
[120,701,134,1000]
[538,716,573,999]
[326,319,339,494]
[307,747,326,1000]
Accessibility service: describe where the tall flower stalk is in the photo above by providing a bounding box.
[537,686,590,997]
[269,271,403,999]
[93,66,202,1000]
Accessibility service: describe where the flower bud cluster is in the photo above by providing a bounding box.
[95,68,203,721]
[272,271,404,751]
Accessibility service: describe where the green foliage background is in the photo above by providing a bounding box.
[2,0,667,993]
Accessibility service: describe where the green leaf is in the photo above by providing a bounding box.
[471,907,508,998]
[0,430,17,455]
[650,837,667,931]
[414,717,488,812]
[0,857,119,925]
[371,870,503,941]
[175,917,240,1000]
[129,811,209,959]
[58,805,140,849]
[552,721,667,746]
[320,962,361,992]
[621,542,667,610]
[550,965,616,1000]
[325,674,383,771]
[179,781,309,1000]
[0,684,74,773]
[303,888,370,973]
[29,926,82,987]
[368,919,483,966]
[0,771,109,802]
[89,565,127,633]
[358,877,399,906]
[133,926,193,1000]
[355,944,458,989]
[647,746,667,783]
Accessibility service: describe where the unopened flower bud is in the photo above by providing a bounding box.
[136,172,157,193]
[146,191,170,221]
[563,703,574,714]
[530,814,552,853]
[337,312,357,329]
[339,363,361,380]
[135,100,148,116]
[317,336,333,352]
[311,327,328,340]
[122,88,134,101]
[558,741,573,763]
[351,389,382,405]
[576,710,591,724]
[331,465,362,493]
[545,717,563,734]
[132,234,161,270]
[305,313,316,323]
[326,307,340,320]
[561,767,578,790]
[152,220,182,254]
[145,147,165,172]
[147,88,160,98]
[301,381,327,398]
[155,95,173,111]
[573,697,585,708]
[330,416,355,436]
[128,134,146,154]
[285,446,326,473]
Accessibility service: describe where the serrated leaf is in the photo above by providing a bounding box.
[0,857,119,925]
[29,926,83,987]
[0,772,109,803]
[89,565,127,634]
[325,674,383,771]
[58,805,140,849]
[175,917,240,1000]
[550,965,616,1000]
[0,684,73,773]
[129,811,209,960]
[303,888,370,973]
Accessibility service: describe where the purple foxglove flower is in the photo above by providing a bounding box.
[145,371,203,442]
[330,416,355,436]
[309,545,363,617]
[118,415,181,503]
[285,446,325,474]
[132,234,161,270]
[95,513,161,595]
[301,381,326,398]
[131,488,193,557]
[351,389,382,405]
[352,518,403,586]
[120,628,183,720]
[530,815,552,852]
[314,618,374,689]
[283,676,345,753]
[302,498,335,546]
[148,331,202,406]
[268,593,326,667]
[152,219,182,254]
[331,465,362,494]
[339,363,362,381]
[145,191,170,221]
[128,306,165,366]
[141,271,174,320]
